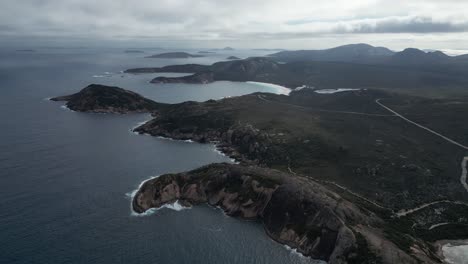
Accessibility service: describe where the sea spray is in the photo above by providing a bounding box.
[126,175,191,217]
[60,105,75,112]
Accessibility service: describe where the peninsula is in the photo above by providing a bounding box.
[53,82,468,263]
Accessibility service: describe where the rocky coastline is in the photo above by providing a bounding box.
[132,163,379,263]
[52,83,468,263]
[50,84,164,113]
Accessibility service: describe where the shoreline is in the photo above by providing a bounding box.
[126,174,192,217]
[434,240,468,264]
[246,81,291,95]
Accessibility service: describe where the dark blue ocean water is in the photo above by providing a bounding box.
[0,48,320,264]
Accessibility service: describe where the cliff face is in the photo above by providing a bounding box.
[132,163,376,263]
[51,84,164,113]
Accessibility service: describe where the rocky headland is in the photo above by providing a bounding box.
[50,84,164,113]
[133,163,438,264]
[53,83,468,263]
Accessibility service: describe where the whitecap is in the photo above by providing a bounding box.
[92,75,106,78]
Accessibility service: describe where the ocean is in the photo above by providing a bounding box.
[0,47,322,264]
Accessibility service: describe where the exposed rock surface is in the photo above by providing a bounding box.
[51,84,164,113]
[133,163,435,264]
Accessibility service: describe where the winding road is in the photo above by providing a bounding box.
[257,93,468,216]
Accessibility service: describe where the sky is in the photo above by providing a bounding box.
[2,0,468,52]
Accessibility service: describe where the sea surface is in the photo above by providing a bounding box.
[0,47,321,264]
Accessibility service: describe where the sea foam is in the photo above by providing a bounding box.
[60,105,75,112]
[283,245,307,259]
[127,175,191,217]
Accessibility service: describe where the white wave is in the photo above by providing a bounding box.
[126,175,192,217]
[284,245,308,259]
[314,88,361,94]
[442,243,468,264]
[131,200,190,217]
[212,145,239,164]
[295,85,315,91]
[212,205,229,218]
[156,136,195,143]
[247,81,291,95]
[60,105,75,112]
[92,75,106,78]
[43,97,52,101]
[130,116,152,134]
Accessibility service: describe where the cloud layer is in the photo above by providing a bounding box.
[1,0,468,49]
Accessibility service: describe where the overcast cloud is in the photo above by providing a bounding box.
[1,0,468,50]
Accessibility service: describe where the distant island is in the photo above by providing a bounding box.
[124,50,144,53]
[198,51,215,54]
[16,49,36,52]
[226,56,240,60]
[127,44,468,95]
[145,52,204,59]
[223,46,235,50]
[53,80,468,263]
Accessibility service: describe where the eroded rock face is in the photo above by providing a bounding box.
[132,163,378,263]
[51,84,163,113]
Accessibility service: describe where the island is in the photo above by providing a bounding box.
[124,50,145,53]
[145,52,204,59]
[50,84,164,113]
[126,46,468,95]
[53,83,468,263]
[226,56,240,60]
